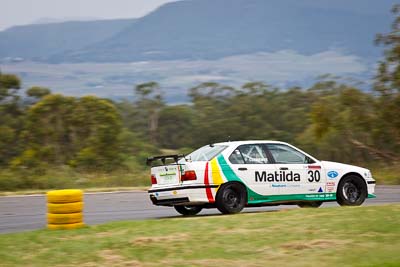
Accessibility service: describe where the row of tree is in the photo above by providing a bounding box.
[119,78,399,165]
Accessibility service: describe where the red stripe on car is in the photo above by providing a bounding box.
[204,162,214,203]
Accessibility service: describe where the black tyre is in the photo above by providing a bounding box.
[298,201,323,208]
[216,183,247,214]
[174,205,202,216]
[337,175,367,206]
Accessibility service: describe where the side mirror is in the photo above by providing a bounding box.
[305,156,315,164]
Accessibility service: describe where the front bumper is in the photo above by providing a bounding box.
[148,184,218,206]
[367,179,376,198]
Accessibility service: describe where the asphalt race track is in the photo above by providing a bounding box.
[0,185,399,234]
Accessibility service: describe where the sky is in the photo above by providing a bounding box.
[0,0,179,30]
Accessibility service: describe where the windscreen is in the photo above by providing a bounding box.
[182,145,227,162]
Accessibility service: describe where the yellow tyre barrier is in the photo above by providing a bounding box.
[46,189,85,230]
[47,189,83,203]
[47,222,85,230]
[47,202,84,214]
[47,212,83,224]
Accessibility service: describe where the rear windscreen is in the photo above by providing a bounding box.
[182,145,227,162]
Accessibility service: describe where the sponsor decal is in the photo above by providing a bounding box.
[327,182,335,186]
[160,172,176,176]
[327,187,334,192]
[255,171,300,182]
[272,184,286,188]
[308,165,321,169]
[305,193,334,198]
[327,171,339,179]
[308,188,317,192]
[318,187,324,193]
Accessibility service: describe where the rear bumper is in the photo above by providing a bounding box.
[149,196,190,206]
[148,184,218,206]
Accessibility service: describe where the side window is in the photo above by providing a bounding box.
[229,149,245,164]
[229,144,269,164]
[267,144,307,164]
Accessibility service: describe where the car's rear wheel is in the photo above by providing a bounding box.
[174,205,202,216]
[216,183,247,214]
[337,175,367,206]
[298,201,323,208]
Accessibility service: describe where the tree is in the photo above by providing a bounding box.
[133,82,164,144]
[298,81,379,163]
[21,94,76,165]
[72,96,123,170]
[158,105,194,149]
[15,94,123,170]
[26,86,51,99]
[374,4,400,158]
[0,72,23,165]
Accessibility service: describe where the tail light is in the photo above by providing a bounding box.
[151,174,157,185]
[181,170,197,181]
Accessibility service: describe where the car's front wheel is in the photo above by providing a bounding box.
[216,182,247,214]
[298,201,323,208]
[337,175,367,206]
[174,205,202,216]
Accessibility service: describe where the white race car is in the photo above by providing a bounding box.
[147,141,376,215]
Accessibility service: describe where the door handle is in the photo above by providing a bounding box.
[279,167,289,170]
[238,167,247,171]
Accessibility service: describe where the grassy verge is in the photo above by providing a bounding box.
[0,164,150,192]
[0,187,148,196]
[0,205,399,267]
[371,164,400,185]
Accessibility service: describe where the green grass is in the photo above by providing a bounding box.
[0,205,399,267]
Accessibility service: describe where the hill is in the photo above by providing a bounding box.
[0,19,135,61]
[49,0,395,63]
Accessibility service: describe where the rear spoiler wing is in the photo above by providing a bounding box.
[146,154,185,166]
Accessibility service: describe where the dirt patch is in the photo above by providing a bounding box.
[95,229,128,238]
[281,239,349,251]
[215,227,265,235]
[131,233,188,246]
[156,258,261,267]
[58,235,86,241]
[98,249,142,267]
[57,230,129,241]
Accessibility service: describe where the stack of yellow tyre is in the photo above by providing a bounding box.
[47,189,85,230]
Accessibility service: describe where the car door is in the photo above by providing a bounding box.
[227,144,278,196]
[265,143,326,196]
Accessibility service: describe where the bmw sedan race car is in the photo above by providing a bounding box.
[147,141,376,215]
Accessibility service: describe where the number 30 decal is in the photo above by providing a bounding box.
[308,170,321,182]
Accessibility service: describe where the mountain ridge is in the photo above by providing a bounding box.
[0,18,136,61]
[0,0,397,64]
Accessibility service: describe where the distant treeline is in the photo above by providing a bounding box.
[0,75,399,171]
